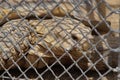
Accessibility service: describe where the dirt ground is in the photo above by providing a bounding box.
[0,65,118,80]
[106,0,120,30]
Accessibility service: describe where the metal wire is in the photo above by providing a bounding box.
[0,0,119,80]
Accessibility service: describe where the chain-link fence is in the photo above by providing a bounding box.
[0,0,120,80]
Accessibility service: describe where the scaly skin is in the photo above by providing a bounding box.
[0,17,92,70]
[0,2,110,35]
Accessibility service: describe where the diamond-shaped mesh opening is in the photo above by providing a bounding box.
[0,0,120,80]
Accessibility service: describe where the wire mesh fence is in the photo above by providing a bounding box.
[0,0,120,80]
